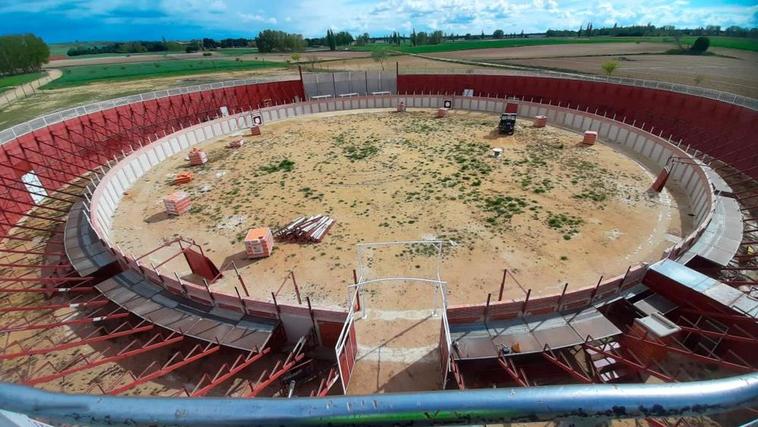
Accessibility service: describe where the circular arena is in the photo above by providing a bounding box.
[0,71,756,425]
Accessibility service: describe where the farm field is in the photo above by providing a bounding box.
[350,36,758,54]
[492,50,758,98]
[0,71,45,93]
[0,68,299,130]
[110,109,690,308]
[44,59,287,89]
[421,43,758,97]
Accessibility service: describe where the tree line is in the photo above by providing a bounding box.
[0,34,49,75]
[546,23,758,38]
[67,40,184,56]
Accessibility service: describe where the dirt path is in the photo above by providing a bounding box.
[0,69,61,108]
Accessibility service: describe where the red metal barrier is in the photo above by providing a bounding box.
[397,75,758,179]
[0,80,305,237]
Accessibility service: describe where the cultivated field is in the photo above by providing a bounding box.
[350,36,758,53]
[45,59,286,89]
[110,109,690,309]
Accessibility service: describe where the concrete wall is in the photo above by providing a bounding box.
[303,71,396,98]
[87,94,716,325]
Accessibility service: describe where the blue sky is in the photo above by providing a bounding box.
[1,0,756,42]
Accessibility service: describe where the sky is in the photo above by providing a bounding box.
[0,0,756,43]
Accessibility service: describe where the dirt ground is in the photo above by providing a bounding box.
[432,42,673,60]
[494,51,758,98]
[109,109,690,310]
[420,44,758,98]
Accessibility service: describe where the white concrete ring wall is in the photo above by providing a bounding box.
[87,94,716,310]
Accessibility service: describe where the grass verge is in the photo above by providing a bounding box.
[43,59,286,89]
[0,72,46,93]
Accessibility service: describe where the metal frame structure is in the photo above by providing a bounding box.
[0,72,756,425]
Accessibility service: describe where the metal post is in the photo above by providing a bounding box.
[498,269,507,301]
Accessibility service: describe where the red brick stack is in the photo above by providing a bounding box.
[436,108,448,118]
[173,171,193,185]
[582,131,598,145]
[189,148,208,165]
[534,115,547,128]
[245,227,274,259]
[250,126,262,136]
[164,191,191,216]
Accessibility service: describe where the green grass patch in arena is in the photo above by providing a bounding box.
[0,72,45,93]
[42,59,286,89]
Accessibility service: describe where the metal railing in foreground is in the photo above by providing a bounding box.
[0,373,756,426]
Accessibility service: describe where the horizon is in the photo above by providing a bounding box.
[1,0,757,44]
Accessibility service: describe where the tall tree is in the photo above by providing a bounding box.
[326,29,337,51]
[0,33,50,75]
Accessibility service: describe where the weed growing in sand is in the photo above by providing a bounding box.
[259,158,295,174]
[546,212,583,240]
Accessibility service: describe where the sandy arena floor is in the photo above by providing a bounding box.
[110,109,691,309]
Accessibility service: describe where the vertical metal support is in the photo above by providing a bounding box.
[521,289,531,316]
[498,269,507,301]
[232,261,250,297]
[484,293,491,322]
[291,271,302,305]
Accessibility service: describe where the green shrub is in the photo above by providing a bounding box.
[690,36,710,53]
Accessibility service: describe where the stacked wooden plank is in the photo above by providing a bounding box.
[582,131,598,145]
[189,148,208,165]
[173,171,193,185]
[245,227,274,259]
[164,191,191,216]
[534,115,547,128]
[227,139,244,148]
[274,215,334,243]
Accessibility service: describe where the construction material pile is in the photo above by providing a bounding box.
[245,227,274,258]
[436,108,448,118]
[173,171,193,185]
[250,126,261,136]
[534,115,547,128]
[189,148,208,165]
[583,131,598,146]
[164,191,191,216]
[227,139,244,148]
[274,215,334,243]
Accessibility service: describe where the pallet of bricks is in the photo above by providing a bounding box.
[245,227,274,258]
[164,191,191,216]
[173,171,193,185]
[189,148,208,165]
[274,215,334,243]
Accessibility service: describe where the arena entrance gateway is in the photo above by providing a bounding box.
[334,241,453,393]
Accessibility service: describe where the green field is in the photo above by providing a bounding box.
[0,72,45,93]
[351,36,758,54]
[216,48,260,56]
[43,59,286,89]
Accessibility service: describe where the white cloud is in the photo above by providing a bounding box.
[1,0,755,38]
